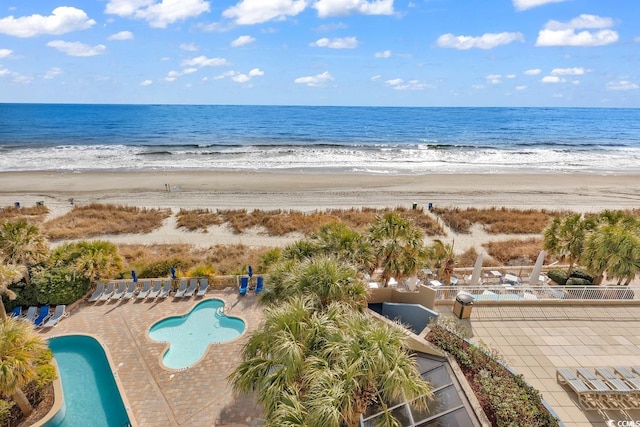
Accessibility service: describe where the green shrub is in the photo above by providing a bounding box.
[569,269,594,283]
[0,400,14,425]
[6,280,39,308]
[566,277,591,286]
[137,258,188,278]
[546,269,568,285]
[32,266,91,305]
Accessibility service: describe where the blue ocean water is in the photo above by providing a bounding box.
[1,103,639,174]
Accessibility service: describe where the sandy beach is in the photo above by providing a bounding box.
[2,171,639,251]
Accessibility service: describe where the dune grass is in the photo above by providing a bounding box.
[43,203,171,239]
[0,203,49,222]
[118,243,267,276]
[176,208,224,231]
[482,238,547,266]
[432,207,566,234]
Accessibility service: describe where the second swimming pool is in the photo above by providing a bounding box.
[148,299,245,369]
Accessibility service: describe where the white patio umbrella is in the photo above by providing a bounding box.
[469,252,484,286]
[528,250,546,286]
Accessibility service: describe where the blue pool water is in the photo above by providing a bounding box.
[46,335,130,427]
[148,299,246,370]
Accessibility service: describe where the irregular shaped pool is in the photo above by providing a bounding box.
[148,299,245,369]
[46,335,130,427]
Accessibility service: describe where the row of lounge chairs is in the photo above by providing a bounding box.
[557,366,640,410]
[88,278,209,303]
[10,305,68,328]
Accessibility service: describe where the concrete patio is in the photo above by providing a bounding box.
[40,288,265,427]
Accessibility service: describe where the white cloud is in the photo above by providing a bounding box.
[541,75,563,83]
[524,68,541,75]
[183,68,198,74]
[515,85,527,90]
[249,68,264,76]
[370,74,381,81]
[0,7,95,38]
[436,32,524,50]
[47,40,106,57]
[606,80,639,91]
[313,0,394,18]
[182,55,229,67]
[374,50,391,58]
[485,74,502,84]
[232,73,250,83]
[0,48,12,58]
[141,79,153,86]
[105,0,210,28]
[108,30,133,41]
[385,78,428,91]
[506,74,516,79]
[512,0,568,11]
[180,43,199,51]
[43,67,63,79]
[231,35,256,47]
[471,84,485,89]
[551,67,588,76]
[536,14,618,47]
[310,37,358,49]
[164,70,181,82]
[222,0,306,25]
[294,71,333,87]
[0,66,10,77]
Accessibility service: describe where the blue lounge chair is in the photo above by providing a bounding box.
[239,276,249,295]
[87,282,105,302]
[10,306,22,317]
[24,306,38,322]
[255,276,264,295]
[43,305,67,328]
[34,305,50,327]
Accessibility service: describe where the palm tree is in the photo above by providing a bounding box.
[0,317,47,417]
[50,240,123,282]
[0,219,49,285]
[309,223,374,271]
[367,213,425,286]
[0,264,26,320]
[260,256,368,310]
[229,297,432,427]
[542,213,593,275]
[431,239,457,285]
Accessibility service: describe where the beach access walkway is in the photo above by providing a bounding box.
[41,288,265,427]
[444,304,640,427]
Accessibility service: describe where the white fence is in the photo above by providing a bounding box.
[432,284,640,302]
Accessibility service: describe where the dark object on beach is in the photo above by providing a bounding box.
[14,202,20,208]
[428,202,433,210]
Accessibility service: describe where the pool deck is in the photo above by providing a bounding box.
[40,288,265,427]
[442,304,640,427]
[40,289,640,427]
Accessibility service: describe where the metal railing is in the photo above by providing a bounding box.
[432,284,640,303]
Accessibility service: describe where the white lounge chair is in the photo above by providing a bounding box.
[43,305,68,328]
[122,282,138,300]
[88,282,106,302]
[147,280,163,299]
[24,306,38,322]
[98,282,116,301]
[136,280,152,299]
[174,279,188,298]
[184,279,199,297]
[110,282,127,301]
[158,280,172,298]
[196,278,209,297]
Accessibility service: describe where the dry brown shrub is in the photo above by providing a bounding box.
[43,203,170,239]
[482,238,546,265]
[0,203,49,222]
[432,207,565,234]
[176,208,224,232]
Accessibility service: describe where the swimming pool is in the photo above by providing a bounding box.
[148,299,245,370]
[45,335,130,427]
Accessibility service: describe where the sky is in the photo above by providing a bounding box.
[0,0,639,107]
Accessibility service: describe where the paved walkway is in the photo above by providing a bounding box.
[449,305,640,427]
[41,288,265,427]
